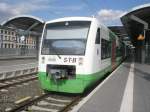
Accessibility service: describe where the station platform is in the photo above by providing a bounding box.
[0,58,37,67]
[0,58,38,73]
[0,58,38,79]
[71,58,150,112]
[0,56,36,60]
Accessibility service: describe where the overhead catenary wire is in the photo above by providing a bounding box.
[80,0,99,17]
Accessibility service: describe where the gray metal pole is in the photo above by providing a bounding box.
[142,29,146,63]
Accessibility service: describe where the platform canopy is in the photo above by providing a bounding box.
[1,15,45,33]
[121,3,150,46]
[108,26,128,40]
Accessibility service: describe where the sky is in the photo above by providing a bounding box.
[0,0,149,26]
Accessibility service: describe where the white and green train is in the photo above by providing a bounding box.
[38,17,126,93]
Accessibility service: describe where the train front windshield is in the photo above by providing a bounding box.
[41,21,91,55]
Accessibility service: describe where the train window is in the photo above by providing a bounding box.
[45,21,91,39]
[95,28,100,44]
[42,21,91,55]
[101,39,111,59]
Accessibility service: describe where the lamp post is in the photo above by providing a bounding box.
[141,28,147,64]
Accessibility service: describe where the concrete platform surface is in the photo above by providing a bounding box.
[71,60,150,112]
[0,58,37,66]
[0,59,38,73]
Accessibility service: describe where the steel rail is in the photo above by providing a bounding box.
[0,74,38,89]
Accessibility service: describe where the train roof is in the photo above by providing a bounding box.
[45,16,112,32]
[46,17,95,24]
[46,16,109,29]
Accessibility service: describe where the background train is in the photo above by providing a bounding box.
[38,17,127,93]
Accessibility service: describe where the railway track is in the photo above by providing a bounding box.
[0,73,38,90]
[7,93,81,112]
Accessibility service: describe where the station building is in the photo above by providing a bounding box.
[0,26,16,48]
[0,26,37,49]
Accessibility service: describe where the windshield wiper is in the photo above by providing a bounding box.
[50,47,61,59]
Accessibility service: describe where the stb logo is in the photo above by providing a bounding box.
[64,57,77,63]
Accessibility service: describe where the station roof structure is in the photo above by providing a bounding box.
[1,15,44,33]
[121,3,150,46]
[108,26,128,40]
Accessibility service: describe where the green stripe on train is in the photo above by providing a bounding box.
[38,66,112,93]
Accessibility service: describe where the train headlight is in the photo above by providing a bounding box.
[78,58,84,65]
[42,57,45,64]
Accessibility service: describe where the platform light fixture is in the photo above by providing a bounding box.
[137,34,145,40]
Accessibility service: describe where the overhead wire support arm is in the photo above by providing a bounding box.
[26,22,39,33]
